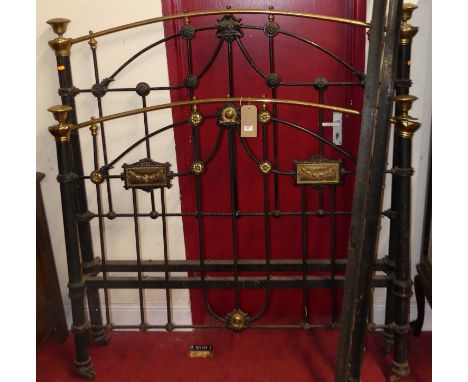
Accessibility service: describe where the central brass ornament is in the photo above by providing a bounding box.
[191,161,205,175]
[259,160,272,174]
[122,158,171,191]
[295,156,342,185]
[217,103,240,128]
[90,170,104,185]
[216,14,243,42]
[226,309,249,332]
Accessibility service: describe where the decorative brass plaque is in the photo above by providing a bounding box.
[188,345,213,358]
[122,159,171,191]
[295,156,342,185]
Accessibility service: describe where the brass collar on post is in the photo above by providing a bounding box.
[400,3,418,45]
[47,18,72,56]
[48,105,73,142]
[391,95,421,138]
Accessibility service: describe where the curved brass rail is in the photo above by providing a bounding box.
[72,9,370,44]
[72,97,360,130]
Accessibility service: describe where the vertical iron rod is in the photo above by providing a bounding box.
[301,186,309,323]
[132,190,146,327]
[269,36,279,209]
[91,128,112,327]
[160,189,173,328]
[330,186,337,325]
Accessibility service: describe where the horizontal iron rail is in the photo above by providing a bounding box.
[99,259,388,273]
[71,9,370,44]
[86,275,391,289]
[72,97,361,130]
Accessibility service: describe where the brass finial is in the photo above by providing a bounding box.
[47,18,70,36]
[47,105,72,142]
[395,94,418,116]
[400,4,418,45]
[402,3,418,22]
[47,18,72,56]
[90,116,99,136]
[268,6,275,22]
[88,31,97,50]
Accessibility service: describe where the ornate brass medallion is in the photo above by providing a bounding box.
[90,170,104,185]
[226,309,249,332]
[217,103,240,128]
[259,160,272,174]
[191,161,205,175]
[189,111,203,127]
[258,108,271,124]
[122,158,171,191]
[294,156,342,185]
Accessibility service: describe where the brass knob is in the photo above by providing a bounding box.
[394,94,417,115]
[46,18,71,36]
[48,105,72,124]
[402,3,418,23]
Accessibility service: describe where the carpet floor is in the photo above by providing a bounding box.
[37,329,431,381]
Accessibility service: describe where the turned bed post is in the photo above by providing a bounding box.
[47,18,108,344]
[47,105,95,379]
[383,2,419,356]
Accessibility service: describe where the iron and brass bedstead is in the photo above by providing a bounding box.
[45,1,421,380]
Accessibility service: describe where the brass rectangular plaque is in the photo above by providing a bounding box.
[295,157,341,185]
[122,159,171,191]
[189,345,213,358]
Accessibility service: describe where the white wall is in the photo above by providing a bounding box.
[37,0,191,327]
[37,1,431,330]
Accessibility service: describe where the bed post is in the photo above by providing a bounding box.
[47,18,108,344]
[47,105,95,380]
[383,3,419,355]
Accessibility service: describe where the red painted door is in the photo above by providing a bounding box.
[162,0,366,325]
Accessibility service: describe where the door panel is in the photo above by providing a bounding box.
[162,0,366,324]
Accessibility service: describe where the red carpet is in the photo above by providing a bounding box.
[37,329,431,381]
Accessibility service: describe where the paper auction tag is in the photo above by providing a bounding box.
[240,105,257,137]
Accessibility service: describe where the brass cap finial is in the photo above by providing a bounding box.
[394,94,418,115]
[47,18,72,56]
[48,105,72,123]
[402,3,418,23]
[88,31,97,50]
[46,18,70,36]
[48,105,73,142]
[400,4,418,45]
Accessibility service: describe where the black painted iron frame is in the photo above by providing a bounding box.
[47,4,416,381]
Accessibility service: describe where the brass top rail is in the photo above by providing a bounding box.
[71,9,370,44]
[72,97,360,130]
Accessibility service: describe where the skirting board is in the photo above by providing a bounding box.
[64,301,432,331]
